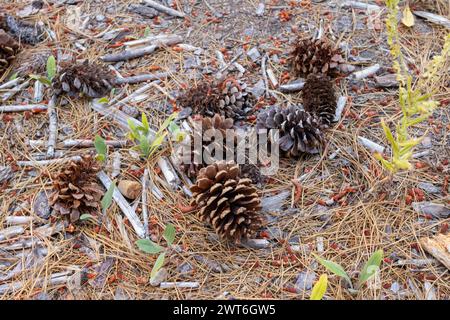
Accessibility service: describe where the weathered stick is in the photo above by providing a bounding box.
[16,156,82,167]
[1,80,30,102]
[159,282,199,289]
[278,79,305,93]
[114,72,169,85]
[46,95,58,158]
[124,34,183,48]
[143,0,186,18]
[0,226,25,241]
[29,139,129,149]
[0,77,22,89]
[5,216,33,225]
[97,171,146,238]
[0,271,72,295]
[218,52,242,74]
[334,96,348,122]
[340,1,381,12]
[0,104,47,113]
[102,36,182,62]
[266,68,278,88]
[157,157,181,191]
[111,151,121,178]
[110,82,158,108]
[419,234,450,270]
[261,53,270,98]
[357,136,385,153]
[414,11,450,29]
[33,81,44,103]
[351,64,380,80]
[141,169,150,239]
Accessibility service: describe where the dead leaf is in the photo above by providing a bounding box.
[401,5,415,27]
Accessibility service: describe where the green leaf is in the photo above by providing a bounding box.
[95,154,106,162]
[80,213,95,221]
[157,112,178,135]
[163,223,176,246]
[94,135,108,160]
[9,72,18,81]
[136,239,164,254]
[143,26,151,38]
[46,55,57,81]
[150,252,166,280]
[30,74,52,86]
[358,249,383,286]
[310,274,328,300]
[313,253,352,286]
[139,135,151,157]
[97,97,109,104]
[101,182,115,210]
[141,113,150,133]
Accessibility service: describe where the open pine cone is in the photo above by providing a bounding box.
[49,155,104,223]
[302,73,337,127]
[190,161,263,243]
[0,29,19,76]
[52,60,114,98]
[290,37,346,77]
[257,105,324,157]
[177,114,235,178]
[177,79,255,120]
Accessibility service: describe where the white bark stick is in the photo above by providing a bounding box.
[124,34,183,48]
[351,64,380,80]
[1,80,30,102]
[141,169,150,239]
[110,82,158,108]
[159,282,200,289]
[97,171,146,238]
[334,96,348,122]
[29,139,129,149]
[0,77,23,89]
[16,156,82,167]
[143,0,186,18]
[114,72,169,85]
[5,216,33,225]
[0,271,72,295]
[0,226,25,241]
[157,157,181,190]
[102,36,182,62]
[266,68,278,88]
[341,1,381,12]
[414,11,450,29]
[0,104,47,113]
[358,136,385,153]
[279,79,305,93]
[261,53,270,98]
[46,96,58,158]
[33,81,44,103]
[111,151,121,178]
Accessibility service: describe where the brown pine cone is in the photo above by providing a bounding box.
[190,161,263,243]
[177,114,235,178]
[0,29,19,76]
[49,155,104,223]
[257,105,324,157]
[177,78,255,120]
[290,37,346,78]
[302,73,337,126]
[52,60,114,98]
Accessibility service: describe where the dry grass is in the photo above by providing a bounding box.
[0,0,449,300]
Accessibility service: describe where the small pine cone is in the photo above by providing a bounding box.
[190,161,263,243]
[257,105,324,157]
[49,155,104,223]
[52,60,114,98]
[178,114,234,178]
[177,79,255,120]
[0,29,19,76]
[302,74,337,126]
[290,37,346,77]
[13,49,50,76]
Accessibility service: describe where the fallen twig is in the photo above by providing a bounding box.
[16,156,83,167]
[0,104,47,113]
[351,64,380,80]
[46,95,58,158]
[114,72,170,85]
[357,136,385,153]
[1,80,30,102]
[29,139,129,149]
[143,0,186,18]
[142,169,150,239]
[413,11,450,29]
[278,79,305,93]
[159,281,200,289]
[97,171,146,238]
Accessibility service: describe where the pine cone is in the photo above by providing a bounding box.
[290,37,346,77]
[0,15,44,45]
[302,74,337,126]
[49,155,104,223]
[190,161,263,243]
[257,105,324,157]
[240,163,264,185]
[0,29,19,76]
[13,49,50,76]
[177,79,255,120]
[177,114,235,178]
[52,60,114,98]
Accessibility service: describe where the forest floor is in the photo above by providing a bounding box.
[0,0,449,300]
